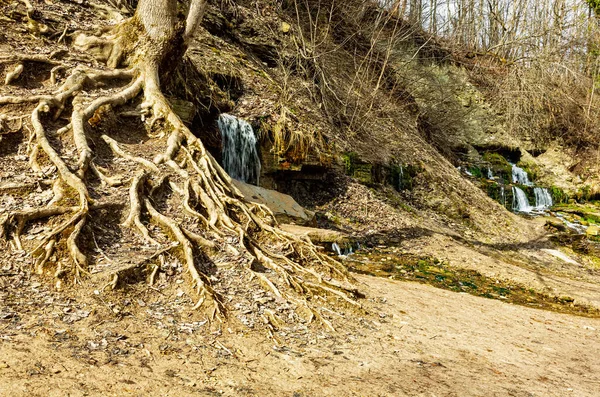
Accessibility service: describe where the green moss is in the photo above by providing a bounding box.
[482,152,511,183]
[480,179,511,209]
[468,166,483,178]
[521,186,535,204]
[353,164,373,183]
[482,152,509,167]
[516,161,540,182]
[341,152,360,175]
[345,250,600,318]
[341,152,372,183]
[586,0,600,16]
[576,185,593,202]
[550,186,569,204]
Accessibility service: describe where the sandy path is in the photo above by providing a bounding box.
[1,275,598,396]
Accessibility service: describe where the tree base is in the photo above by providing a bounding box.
[0,19,360,325]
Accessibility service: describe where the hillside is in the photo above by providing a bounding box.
[1,0,600,395]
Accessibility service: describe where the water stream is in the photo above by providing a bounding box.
[218,114,261,185]
[534,187,553,210]
[332,242,342,256]
[511,164,532,186]
[512,186,532,212]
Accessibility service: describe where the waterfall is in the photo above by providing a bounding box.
[512,186,532,212]
[511,164,532,186]
[218,114,261,185]
[534,187,553,209]
[332,242,342,256]
[500,186,505,206]
[398,165,404,190]
[487,167,493,179]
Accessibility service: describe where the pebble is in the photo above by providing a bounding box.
[582,325,596,331]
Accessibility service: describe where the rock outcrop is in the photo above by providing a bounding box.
[231,180,314,225]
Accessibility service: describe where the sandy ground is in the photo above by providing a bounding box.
[1,273,599,397]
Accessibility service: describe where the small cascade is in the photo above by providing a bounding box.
[512,186,532,212]
[331,242,357,256]
[398,165,404,190]
[555,213,587,234]
[511,164,532,186]
[500,186,505,207]
[487,167,493,179]
[534,187,553,209]
[331,242,342,256]
[218,114,261,185]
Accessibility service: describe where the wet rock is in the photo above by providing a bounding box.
[545,218,566,232]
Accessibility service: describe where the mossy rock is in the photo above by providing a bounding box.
[390,164,417,191]
[353,164,373,183]
[468,165,483,178]
[482,152,510,167]
[573,185,600,202]
[341,152,374,183]
[516,161,539,182]
[481,180,511,209]
[341,152,360,176]
[550,186,569,204]
[481,152,512,183]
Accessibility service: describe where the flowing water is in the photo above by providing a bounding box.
[218,114,261,185]
[511,164,532,186]
[332,242,342,256]
[534,187,553,209]
[512,186,532,212]
[398,165,404,190]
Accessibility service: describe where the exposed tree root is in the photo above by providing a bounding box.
[4,63,24,85]
[0,8,361,327]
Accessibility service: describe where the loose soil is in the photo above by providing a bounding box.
[1,267,599,397]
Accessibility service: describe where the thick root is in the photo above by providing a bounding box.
[0,40,360,329]
[144,197,225,317]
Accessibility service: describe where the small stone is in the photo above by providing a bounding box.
[281,22,291,33]
[586,225,599,236]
